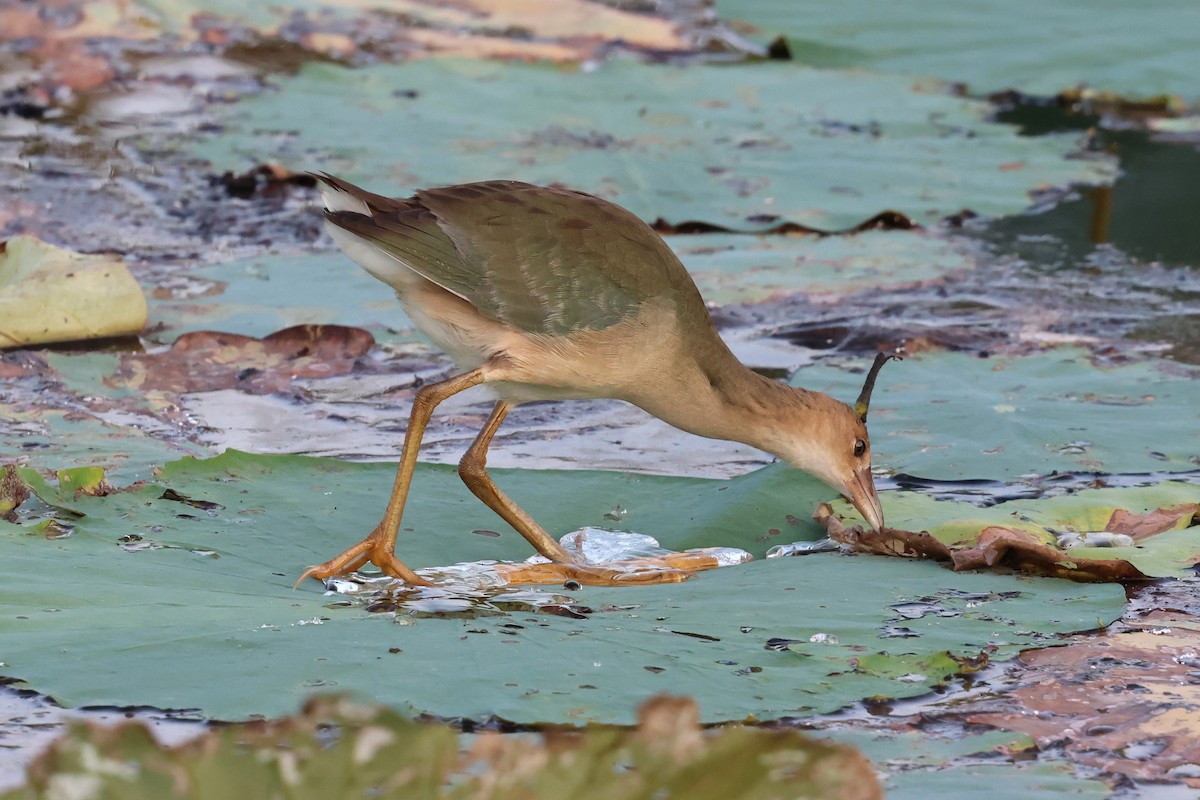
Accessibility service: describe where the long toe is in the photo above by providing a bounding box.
[496,551,724,587]
[371,548,434,585]
[294,545,374,587]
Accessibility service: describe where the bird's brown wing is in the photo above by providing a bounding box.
[326,179,705,336]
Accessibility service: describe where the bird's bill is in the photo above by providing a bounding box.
[844,467,884,531]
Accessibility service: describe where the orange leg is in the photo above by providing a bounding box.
[297,368,485,586]
[458,401,706,586]
[458,401,572,562]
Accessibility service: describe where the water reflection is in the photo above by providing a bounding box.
[991,100,1200,267]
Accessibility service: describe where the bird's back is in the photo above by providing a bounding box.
[322,178,712,339]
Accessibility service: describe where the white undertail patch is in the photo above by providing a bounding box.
[317,184,372,216]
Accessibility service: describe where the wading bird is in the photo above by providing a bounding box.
[300,175,896,586]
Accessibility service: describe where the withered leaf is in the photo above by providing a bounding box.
[0,464,31,521]
[1105,503,1199,540]
[650,209,918,236]
[159,488,224,511]
[967,614,1200,789]
[816,504,1154,582]
[112,324,374,395]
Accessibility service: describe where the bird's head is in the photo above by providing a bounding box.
[774,354,898,532]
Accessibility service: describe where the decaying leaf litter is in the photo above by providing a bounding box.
[3,0,1200,797]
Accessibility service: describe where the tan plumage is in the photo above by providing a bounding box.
[300,174,892,586]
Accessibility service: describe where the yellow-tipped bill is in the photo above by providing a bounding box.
[845,467,884,531]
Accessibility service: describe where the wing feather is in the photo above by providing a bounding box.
[321,179,704,336]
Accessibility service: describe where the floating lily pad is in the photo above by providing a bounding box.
[0,236,147,348]
[676,229,976,305]
[0,451,1124,723]
[143,253,415,344]
[720,0,1200,104]
[187,59,1114,230]
[794,348,1200,479]
[821,482,1199,580]
[15,465,113,516]
[0,400,206,485]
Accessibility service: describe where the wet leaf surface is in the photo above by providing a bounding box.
[188,58,1114,230]
[674,229,977,305]
[142,253,419,343]
[0,450,1124,723]
[795,347,1200,479]
[719,0,1200,104]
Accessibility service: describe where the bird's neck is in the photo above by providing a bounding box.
[631,348,818,458]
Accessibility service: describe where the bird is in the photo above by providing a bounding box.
[299,174,896,587]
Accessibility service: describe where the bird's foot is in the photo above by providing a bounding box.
[495,550,725,587]
[295,528,431,588]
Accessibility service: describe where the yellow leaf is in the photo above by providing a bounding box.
[56,466,110,497]
[0,236,147,347]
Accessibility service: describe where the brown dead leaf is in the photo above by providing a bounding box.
[0,1,155,92]
[968,612,1200,788]
[112,325,374,395]
[816,506,1152,582]
[650,210,918,236]
[298,32,357,59]
[816,502,954,561]
[217,164,316,199]
[387,0,688,51]
[0,2,156,43]
[403,28,591,62]
[34,38,116,92]
[636,696,706,762]
[0,351,49,380]
[0,465,31,521]
[202,0,689,64]
[1106,503,1200,540]
[950,525,1150,582]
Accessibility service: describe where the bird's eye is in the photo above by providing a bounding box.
[853,438,866,458]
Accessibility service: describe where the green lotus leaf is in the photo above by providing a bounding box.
[676,230,976,305]
[719,0,1200,104]
[142,253,416,344]
[187,59,1113,231]
[794,347,1200,479]
[13,465,110,517]
[0,451,1124,724]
